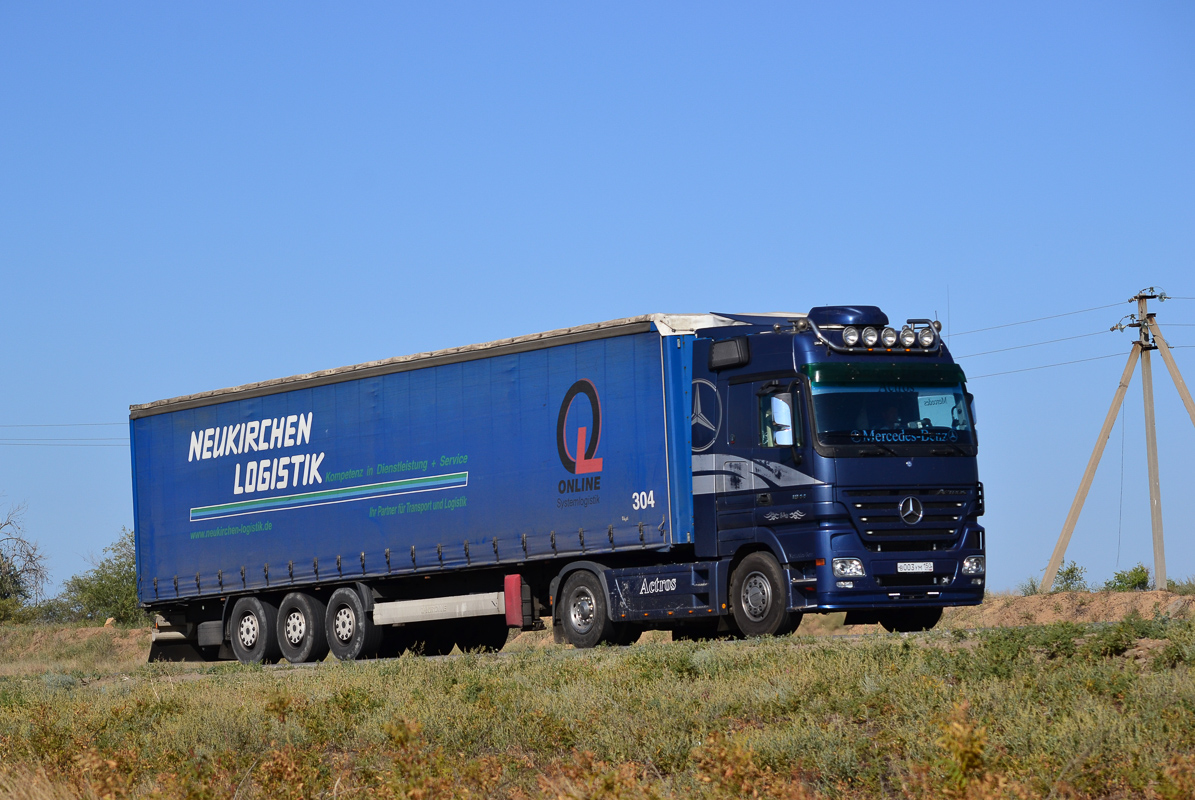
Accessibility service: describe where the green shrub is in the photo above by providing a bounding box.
[1104,563,1151,592]
[1016,575,1040,596]
[1167,576,1195,596]
[1052,561,1089,593]
[56,528,146,625]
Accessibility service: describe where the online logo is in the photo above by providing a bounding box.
[557,379,603,474]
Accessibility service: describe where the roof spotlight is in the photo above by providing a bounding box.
[881,327,898,347]
[862,327,879,347]
[900,326,917,347]
[918,326,937,347]
[842,326,860,347]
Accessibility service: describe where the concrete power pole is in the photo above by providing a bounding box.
[1042,288,1194,592]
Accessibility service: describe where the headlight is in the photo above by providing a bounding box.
[881,327,898,347]
[962,556,985,575]
[900,327,917,347]
[832,558,866,578]
[861,327,879,347]
[842,326,860,347]
[918,327,936,347]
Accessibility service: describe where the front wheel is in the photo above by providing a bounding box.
[558,571,613,648]
[325,587,381,661]
[730,552,801,638]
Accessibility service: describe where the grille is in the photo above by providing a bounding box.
[841,486,978,542]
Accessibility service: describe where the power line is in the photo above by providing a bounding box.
[950,302,1123,338]
[954,330,1108,359]
[967,345,1193,380]
[968,353,1131,379]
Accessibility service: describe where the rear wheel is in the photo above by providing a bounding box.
[559,571,613,648]
[276,593,329,664]
[879,608,942,633]
[229,596,282,664]
[730,552,801,638]
[326,587,381,661]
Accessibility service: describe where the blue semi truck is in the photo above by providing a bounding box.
[131,308,985,663]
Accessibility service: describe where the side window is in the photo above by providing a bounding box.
[759,392,801,447]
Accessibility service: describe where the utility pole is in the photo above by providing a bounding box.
[1042,288,1191,592]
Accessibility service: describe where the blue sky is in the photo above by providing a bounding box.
[1,3,1193,593]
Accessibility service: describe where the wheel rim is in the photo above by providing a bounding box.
[334,606,356,643]
[570,588,596,634]
[285,610,306,646]
[741,571,772,622]
[238,612,259,649]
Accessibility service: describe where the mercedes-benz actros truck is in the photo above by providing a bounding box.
[131,307,984,663]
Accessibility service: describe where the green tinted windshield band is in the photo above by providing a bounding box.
[802,362,967,385]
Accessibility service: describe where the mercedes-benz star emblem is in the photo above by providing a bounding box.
[691,379,722,452]
[898,496,924,525]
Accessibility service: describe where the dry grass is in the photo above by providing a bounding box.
[1,611,1194,799]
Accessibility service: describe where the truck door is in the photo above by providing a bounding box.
[752,380,813,526]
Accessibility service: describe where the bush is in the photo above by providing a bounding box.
[1167,577,1195,596]
[1052,561,1089,593]
[56,528,146,625]
[1104,563,1151,592]
[1016,575,1040,596]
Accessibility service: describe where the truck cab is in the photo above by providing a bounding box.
[688,306,984,633]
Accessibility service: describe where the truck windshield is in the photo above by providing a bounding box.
[802,362,975,454]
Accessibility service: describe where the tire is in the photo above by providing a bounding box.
[879,608,942,633]
[730,552,801,638]
[452,617,511,653]
[229,596,282,664]
[276,592,329,664]
[325,587,382,661]
[558,570,613,648]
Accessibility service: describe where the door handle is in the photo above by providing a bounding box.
[757,493,772,506]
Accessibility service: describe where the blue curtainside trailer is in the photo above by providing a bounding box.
[131,310,985,663]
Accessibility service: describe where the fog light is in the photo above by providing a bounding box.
[900,326,917,347]
[862,327,879,347]
[971,578,983,585]
[962,556,986,575]
[842,326,860,346]
[836,581,854,589]
[880,327,898,347]
[918,327,937,347]
[832,558,866,578]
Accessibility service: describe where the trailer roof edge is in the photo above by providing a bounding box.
[129,312,804,418]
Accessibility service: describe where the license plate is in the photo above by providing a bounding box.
[897,561,934,573]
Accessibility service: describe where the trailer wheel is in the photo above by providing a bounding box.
[559,570,613,648]
[326,587,381,661]
[276,593,329,664]
[879,608,942,633]
[730,552,800,638]
[229,597,282,664]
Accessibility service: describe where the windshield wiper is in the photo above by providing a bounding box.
[929,442,969,456]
